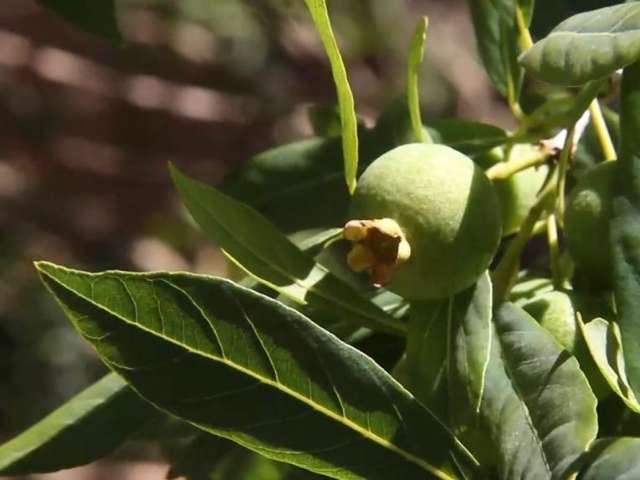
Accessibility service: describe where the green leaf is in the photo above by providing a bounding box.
[520,3,640,85]
[427,119,508,157]
[573,107,620,183]
[0,373,155,475]
[448,273,492,430]
[575,438,640,480]
[37,0,121,41]
[407,17,431,144]
[170,165,403,337]
[579,317,640,412]
[478,303,598,479]
[303,0,359,194]
[465,0,527,99]
[404,300,450,420]
[36,262,473,480]
[611,60,640,398]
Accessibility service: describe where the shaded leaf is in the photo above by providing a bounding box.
[37,0,120,41]
[572,107,620,183]
[171,165,403,337]
[0,373,155,475]
[520,3,640,85]
[478,303,598,479]
[611,60,640,398]
[304,0,359,193]
[465,0,529,98]
[575,437,640,480]
[37,262,473,480]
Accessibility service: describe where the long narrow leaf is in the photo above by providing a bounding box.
[407,17,431,144]
[304,0,359,194]
[611,60,640,398]
[0,373,155,475]
[36,262,475,480]
[170,165,403,337]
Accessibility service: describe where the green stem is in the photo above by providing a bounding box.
[556,125,575,226]
[547,214,562,290]
[492,170,557,303]
[514,5,534,51]
[407,17,433,144]
[485,146,549,180]
[589,99,617,161]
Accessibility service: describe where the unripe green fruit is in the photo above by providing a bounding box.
[476,145,549,236]
[349,143,502,300]
[565,161,616,286]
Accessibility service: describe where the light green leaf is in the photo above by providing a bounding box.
[37,0,120,41]
[579,317,640,413]
[478,303,598,479]
[170,165,403,337]
[407,17,432,144]
[36,262,474,480]
[520,3,640,85]
[575,438,640,480]
[0,373,156,475]
[404,300,450,420]
[611,60,640,399]
[448,273,492,429]
[304,0,359,194]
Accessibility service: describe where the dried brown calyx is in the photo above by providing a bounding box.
[343,218,411,287]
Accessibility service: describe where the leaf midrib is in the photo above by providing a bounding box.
[39,265,451,480]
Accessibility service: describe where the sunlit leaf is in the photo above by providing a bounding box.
[574,437,640,479]
[304,0,359,194]
[37,262,474,480]
[520,3,640,85]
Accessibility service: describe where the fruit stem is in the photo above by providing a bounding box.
[492,169,557,302]
[547,214,563,290]
[485,146,549,180]
[555,124,575,226]
[588,99,617,161]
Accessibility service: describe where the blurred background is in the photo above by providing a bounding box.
[0,0,618,478]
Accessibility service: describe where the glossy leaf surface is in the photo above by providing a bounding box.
[520,3,640,85]
[37,262,470,480]
[611,60,640,398]
[0,373,154,475]
[304,0,359,193]
[171,165,403,337]
[576,438,640,480]
[478,303,597,479]
[37,0,120,41]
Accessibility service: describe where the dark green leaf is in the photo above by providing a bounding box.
[611,60,640,398]
[170,165,403,337]
[478,303,598,479]
[303,0,359,193]
[427,119,508,156]
[37,262,473,480]
[0,373,155,475]
[37,0,120,41]
[575,438,640,479]
[520,3,640,85]
[465,0,528,98]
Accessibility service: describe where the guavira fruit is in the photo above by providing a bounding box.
[344,143,502,300]
[475,144,549,236]
[565,161,616,287]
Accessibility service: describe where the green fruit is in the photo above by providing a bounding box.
[565,161,616,286]
[476,144,549,236]
[348,143,502,300]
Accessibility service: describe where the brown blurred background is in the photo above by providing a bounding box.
[0,0,613,478]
